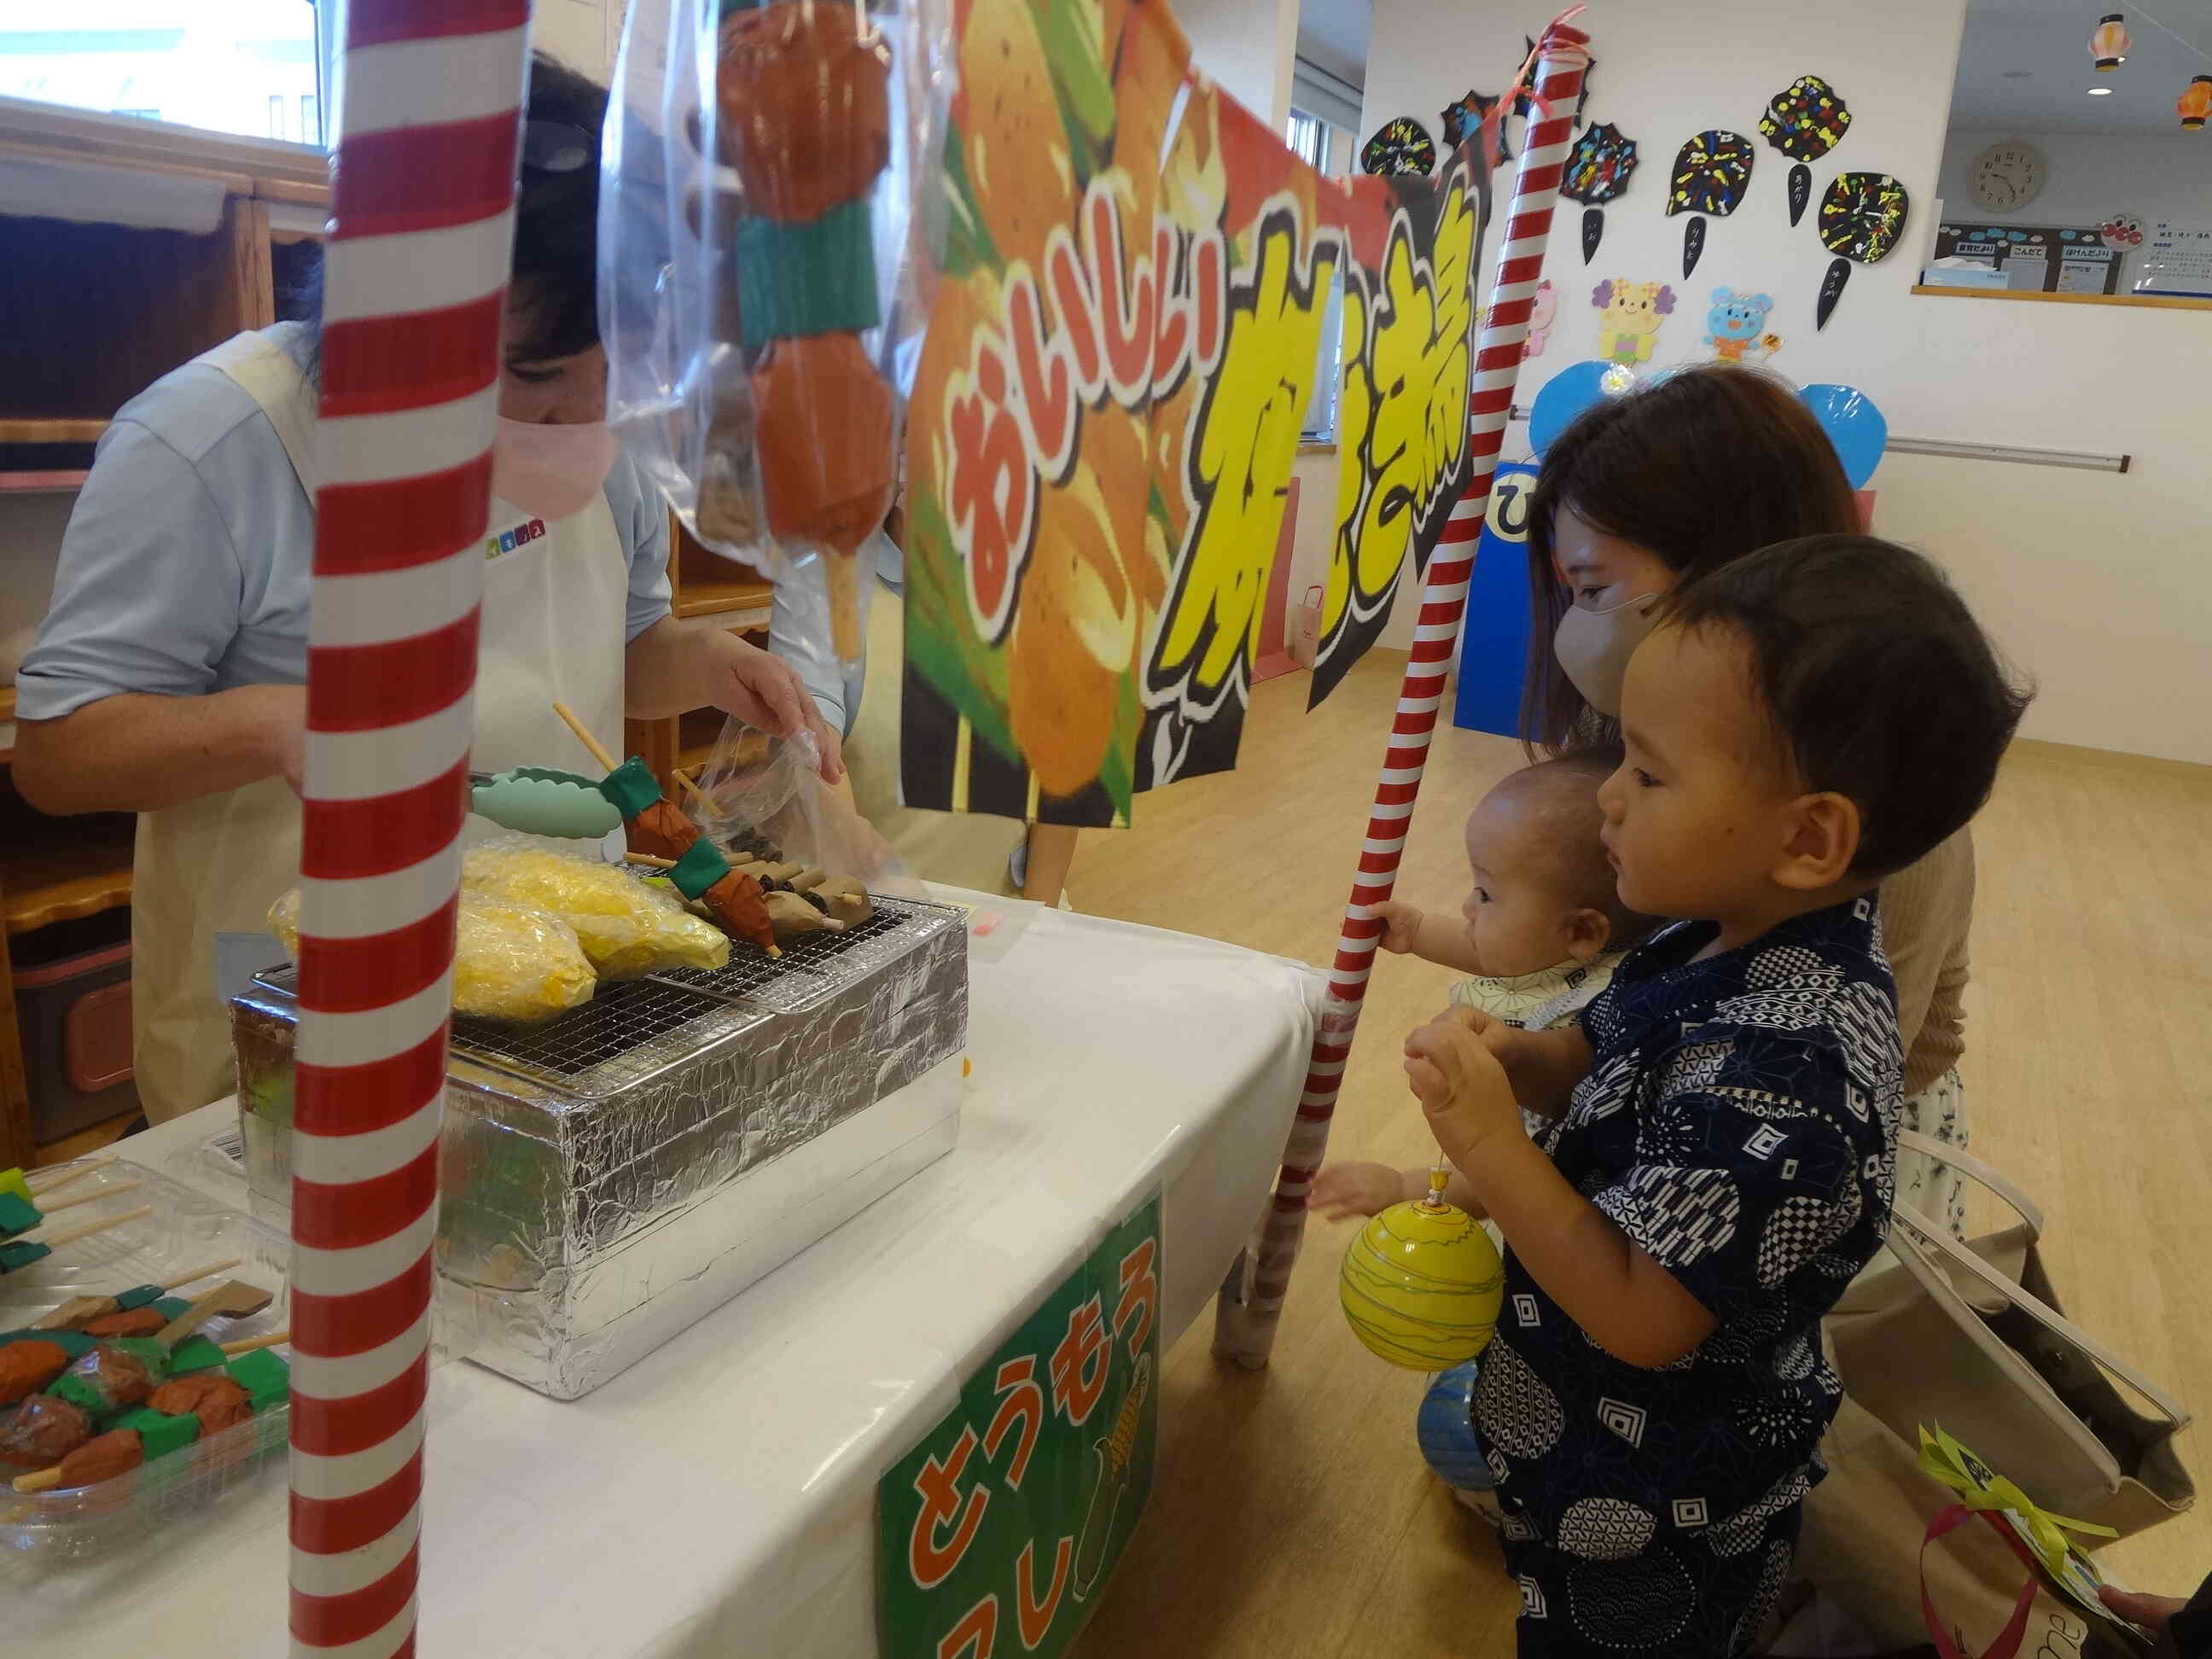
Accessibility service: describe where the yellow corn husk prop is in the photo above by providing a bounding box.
[269,887,597,1022]
[461,842,729,979]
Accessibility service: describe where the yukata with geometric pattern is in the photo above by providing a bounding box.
[1474,896,1901,1656]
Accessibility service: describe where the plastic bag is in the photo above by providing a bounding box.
[694,721,923,900]
[601,0,950,667]
[460,840,731,979]
[268,888,597,1023]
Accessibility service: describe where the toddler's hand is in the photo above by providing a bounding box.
[1406,1008,1525,1163]
[1307,1162,1406,1221]
[1371,900,1423,954]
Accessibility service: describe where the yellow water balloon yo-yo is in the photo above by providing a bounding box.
[1340,1167,1505,1369]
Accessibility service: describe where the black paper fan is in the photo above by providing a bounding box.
[1362,116,1436,177]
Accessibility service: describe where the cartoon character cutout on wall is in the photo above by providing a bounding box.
[2099,213,2145,251]
[1759,75,1850,225]
[1666,129,1754,278]
[1591,278,1674,365]
[1816,172,1911,329]
[1562,122,1638,264]
[1363,116,1437,176]
[1703,288,1779,361]
[1524,280,1557,359]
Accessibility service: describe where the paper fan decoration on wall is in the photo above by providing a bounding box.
[1362,116,1437,177]
[1759,74,1851,224]
[1665,129,1755,278]
[1562,122,1639,263]
[1440,90,1505,165]
[1815,172,1911,329]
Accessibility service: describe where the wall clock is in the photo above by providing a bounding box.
[1969,139,2046,213]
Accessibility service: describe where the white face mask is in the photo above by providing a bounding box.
[489,416,620,521]
[1551,591,1663,718]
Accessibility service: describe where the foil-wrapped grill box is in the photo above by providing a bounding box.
[230,893,966,1398]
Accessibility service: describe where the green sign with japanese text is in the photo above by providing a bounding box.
[878,1194,1161,1658]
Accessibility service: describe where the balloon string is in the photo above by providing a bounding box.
[1421,1161,1452,1211]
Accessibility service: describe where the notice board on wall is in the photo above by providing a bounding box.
[2136,222,2212,297]
[1933,224,2123,295]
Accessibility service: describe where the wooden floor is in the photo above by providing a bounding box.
[1064,650,2212,1658]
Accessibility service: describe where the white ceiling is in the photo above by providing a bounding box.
[1296,0,1371,94]
[1951,0,2212,135]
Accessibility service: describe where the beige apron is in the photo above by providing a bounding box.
[133,329,630,1121]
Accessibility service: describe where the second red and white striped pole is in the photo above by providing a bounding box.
[287,3,533,1652]
[1214,14,1592,1368]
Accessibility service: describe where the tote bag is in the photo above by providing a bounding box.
[1802,1130,2193,1651]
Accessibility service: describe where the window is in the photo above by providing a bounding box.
[0,3,329,148]
[1284,105,1353,441]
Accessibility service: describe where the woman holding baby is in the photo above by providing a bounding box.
[1312,364,2011,1659]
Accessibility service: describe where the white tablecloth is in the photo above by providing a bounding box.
[16,894,1320,1655]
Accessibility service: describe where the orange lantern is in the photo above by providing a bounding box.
[2182,74,2212,131]
[2090,13,2130,70]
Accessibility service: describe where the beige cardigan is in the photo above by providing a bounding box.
[1877,826,1975,1097]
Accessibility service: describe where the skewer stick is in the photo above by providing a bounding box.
[156,1256,245,1293]
[550,699,619,773]
[155,1280,276,1348]
[671,767,710,807]
[220,1329,288,1357]
[25,1179,142,1220]
[25,1155,118,1196]
[30,1205,153,1250]
[29,1256,244,1330]
[622,851,678,870]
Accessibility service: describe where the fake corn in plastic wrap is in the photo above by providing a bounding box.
[270,888,597,1022]
[461,841,730,978]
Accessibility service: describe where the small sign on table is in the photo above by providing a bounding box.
[879,1194,1162,1657]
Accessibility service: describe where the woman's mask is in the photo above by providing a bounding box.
[1552,591,1663,717]
[490,417,620,521]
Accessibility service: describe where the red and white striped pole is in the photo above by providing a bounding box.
[1214,15,1592,1368]
[287,3,532,1652]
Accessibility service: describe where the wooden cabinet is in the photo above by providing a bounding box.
[0,99,325,1169]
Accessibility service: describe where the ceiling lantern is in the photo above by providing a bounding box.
[2089,12,2130,71]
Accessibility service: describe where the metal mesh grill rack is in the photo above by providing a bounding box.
[249,892,964,1087]
[647,893,956,1013]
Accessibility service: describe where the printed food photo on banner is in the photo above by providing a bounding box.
[900,0,1388,822]
[899,0,1185,826]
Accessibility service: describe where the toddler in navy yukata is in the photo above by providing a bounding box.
[1403,538,2029,1658]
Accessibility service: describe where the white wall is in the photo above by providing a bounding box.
[1328,0,2212,765]
[533,0,623,80]
[1937,126,2212,287]
[1179,0,1301,127]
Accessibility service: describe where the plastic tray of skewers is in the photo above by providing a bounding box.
[0,1156,294,1560]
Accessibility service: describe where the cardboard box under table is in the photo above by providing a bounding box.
[228,893,966,1399]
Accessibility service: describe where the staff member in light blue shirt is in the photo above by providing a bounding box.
[14,56,839,1122]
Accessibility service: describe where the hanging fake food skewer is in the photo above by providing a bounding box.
[716,0,896,661]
